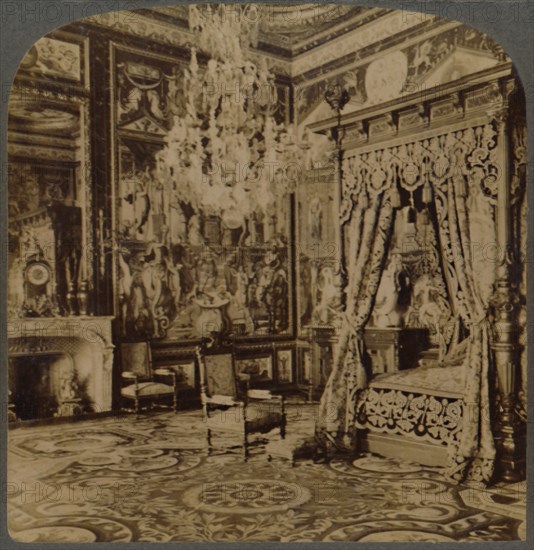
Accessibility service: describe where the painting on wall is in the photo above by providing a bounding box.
[116,198,292,340]
[235,356,273,383]
[7,161,77,218]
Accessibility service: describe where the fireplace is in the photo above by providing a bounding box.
[8,317,114,421]
[9,351,98,419]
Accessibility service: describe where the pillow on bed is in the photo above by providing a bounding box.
[438,337,469,368]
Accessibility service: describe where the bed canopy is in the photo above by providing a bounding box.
[313,67,526,486]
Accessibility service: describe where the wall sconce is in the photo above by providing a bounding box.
[325,82,350,146]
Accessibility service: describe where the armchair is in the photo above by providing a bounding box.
[120,342,178,416]
[195,339,286,461]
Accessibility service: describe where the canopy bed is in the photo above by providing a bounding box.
[311,64,527,486]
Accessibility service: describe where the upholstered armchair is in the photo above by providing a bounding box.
[120,342,178,417]
[195,339,286,461]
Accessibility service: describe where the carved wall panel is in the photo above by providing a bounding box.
[297,169,338,333]
[8,33,93,318]
[17,32,87,86]
[7,161,76,218]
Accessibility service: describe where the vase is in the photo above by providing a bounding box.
[193,294,230,339]
[66,282,78,316]
[77,280,90,316]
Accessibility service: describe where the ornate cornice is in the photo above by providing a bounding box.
[146,5,380,59]
[263,7,386,57]
[309,66,513,148]
[8,142,77,162]
[8,81,89,102]
[295,19,506,124]
[7,316,115,346]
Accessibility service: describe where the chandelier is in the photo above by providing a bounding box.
[156,4,303,226]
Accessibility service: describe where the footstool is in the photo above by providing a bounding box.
[266,433,318,466]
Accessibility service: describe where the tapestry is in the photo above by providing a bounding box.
[113,46,293,341]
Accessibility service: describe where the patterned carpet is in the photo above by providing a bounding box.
[7,405,526,542]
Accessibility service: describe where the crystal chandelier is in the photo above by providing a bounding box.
[188,3,260,63]
[157,4,303,226]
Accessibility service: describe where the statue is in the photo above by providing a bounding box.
[141,242,177,338]
[372,252,405,328]
[410,273,452,356]
[312,266,339,325]
[118,248,133,335]
[256,252,289,333]
[309,194,323,241]
[147,89,165,120]
[123,171,151,240]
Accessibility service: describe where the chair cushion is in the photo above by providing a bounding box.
[121,382,174,398]
[209,394,238,406]
[247,389,273,400]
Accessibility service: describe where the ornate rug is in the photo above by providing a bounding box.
[7,406,525,542]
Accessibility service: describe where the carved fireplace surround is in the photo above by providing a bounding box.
[7,317,114,420]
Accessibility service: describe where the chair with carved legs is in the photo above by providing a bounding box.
[120,342,178,417]
[195,339,285,461]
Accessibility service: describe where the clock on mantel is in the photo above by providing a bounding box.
[11,203,84,317]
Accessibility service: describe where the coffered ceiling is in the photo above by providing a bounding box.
[144,3,387,57]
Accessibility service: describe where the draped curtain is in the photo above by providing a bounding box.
[317,121,502,484]
[433,173,496,484]
[317,189,395,449]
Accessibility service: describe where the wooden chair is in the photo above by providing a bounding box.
[120,342,178,416]
[195,339,286,461]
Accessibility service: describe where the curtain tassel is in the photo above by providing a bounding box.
[420,207,430,224]
[359,188,369,210]
[454,176,467,198]
[390,185,401,208]
[422,182,433,204]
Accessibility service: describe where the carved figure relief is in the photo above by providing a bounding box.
[312,266,339,325]
[365,51,408,105]
[19,36,82,82]
[372,252,406,328]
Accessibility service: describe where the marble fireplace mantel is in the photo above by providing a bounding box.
[7,316,114,342]
[8,316,115,417]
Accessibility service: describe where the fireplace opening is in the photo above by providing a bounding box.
[8,352,92,421]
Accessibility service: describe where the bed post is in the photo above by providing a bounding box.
[490,79,525,482]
